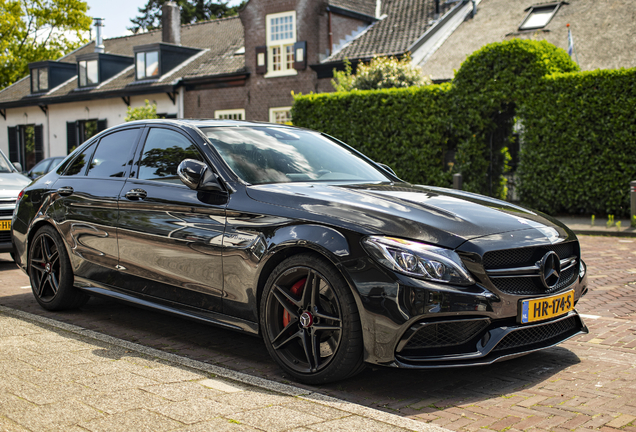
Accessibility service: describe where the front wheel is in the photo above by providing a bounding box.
[28,225,88,311]
[260,253,364,384]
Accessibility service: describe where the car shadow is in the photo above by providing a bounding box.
[0,290,581,416]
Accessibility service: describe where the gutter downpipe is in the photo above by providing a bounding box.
[177,86,184,119]
[328,9,333,56]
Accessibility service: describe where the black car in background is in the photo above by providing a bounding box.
[11,120,588,383]
[26,156,65,179]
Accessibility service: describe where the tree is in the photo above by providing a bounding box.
[331,55,431,92]
[125,100,159,121]
[0,0,91,90]
[128,0,245,33]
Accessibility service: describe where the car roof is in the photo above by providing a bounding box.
[123,119,298,130]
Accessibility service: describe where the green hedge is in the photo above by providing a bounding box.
[292,84,454,187]
[518,68,636,217]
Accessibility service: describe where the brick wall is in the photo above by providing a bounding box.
[183,0,361,122]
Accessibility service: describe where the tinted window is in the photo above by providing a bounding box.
[64,143,96,176]
[87,129,140,178]
[138,128,203,183]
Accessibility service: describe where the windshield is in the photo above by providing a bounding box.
[0,150,15,173]
[202,127,390,185]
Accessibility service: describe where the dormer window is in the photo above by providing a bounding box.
[75,53,134,89]
[28,61,75,95]
[136,51,159,80]
[31,67,49,93]
[519,3,562,31]
[78,60,98,87]
[132,43,200,82]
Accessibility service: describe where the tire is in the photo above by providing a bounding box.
[260,253,364,384]
[28,225,88,311]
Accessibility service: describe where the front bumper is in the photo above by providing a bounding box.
[393,310,587,368]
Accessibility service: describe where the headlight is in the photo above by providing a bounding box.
[362,236,475,286]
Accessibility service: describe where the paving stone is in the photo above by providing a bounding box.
[5,400,103,431]
[306,414,412,432]
[142,381,225,402]
[152,397,242,424]
[79,408,182,432]
[80,388,167,414]
[230,405,325,431]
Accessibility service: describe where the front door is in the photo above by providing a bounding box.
[116,127,227,312]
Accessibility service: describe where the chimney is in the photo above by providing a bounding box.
[162,1,181,45]
[94,18,105,53]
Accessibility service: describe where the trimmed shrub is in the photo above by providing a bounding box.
[292,84,453,187]
[517,68,636,217]
[450,39,579,196]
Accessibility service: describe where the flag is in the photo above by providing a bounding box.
[567,24,574,58]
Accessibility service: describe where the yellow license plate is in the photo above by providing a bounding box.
[520,289,574,323]
[0,220,10,231]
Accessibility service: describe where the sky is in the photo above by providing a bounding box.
[85,0,243,39]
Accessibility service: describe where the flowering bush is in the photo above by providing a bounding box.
[332,56,430,91]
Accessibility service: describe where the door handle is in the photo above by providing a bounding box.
[57,186,74,196]
[125,189,147,200]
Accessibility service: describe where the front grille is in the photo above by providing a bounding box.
[0,209,14,216]
[402,319,490,350]
[483,242,578,269]
[493,316,579,352]
[0,231,11,242]
[491,265,578,295]
[483,242,580,295]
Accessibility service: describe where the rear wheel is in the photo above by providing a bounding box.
[28,225,88,311]
[261,254,364,384]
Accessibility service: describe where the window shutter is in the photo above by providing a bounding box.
[34,125,44,163]
[293,41,307,70]
[67,121,78,154]
[8,126,19,164]
[97,119,107,132]
[256,46,267,74]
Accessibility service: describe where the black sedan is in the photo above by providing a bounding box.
[11,119,588,383]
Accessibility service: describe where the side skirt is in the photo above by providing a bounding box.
[74,277,259,335]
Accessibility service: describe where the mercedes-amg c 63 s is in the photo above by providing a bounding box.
[12,120,588,383]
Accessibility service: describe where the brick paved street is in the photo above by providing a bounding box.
[1,235,635,432]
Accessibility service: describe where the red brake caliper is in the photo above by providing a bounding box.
[283,278,306,326]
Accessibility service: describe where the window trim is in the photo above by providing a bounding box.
[135,50,161,80]
[264,11,298,78]
[269,106,292,124]
[78,59,99,88]
[519,2,562,31]
[215,109,245,120]
[30,67,49,93]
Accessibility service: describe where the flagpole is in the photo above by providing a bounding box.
[566,23,580,65]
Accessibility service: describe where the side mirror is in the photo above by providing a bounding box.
[12,162,23,172]
[177,159,224,193]
[376,162,397,177]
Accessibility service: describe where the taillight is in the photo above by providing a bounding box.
[16,189,25,205]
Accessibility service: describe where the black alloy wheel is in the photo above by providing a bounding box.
[28,225,88,311]
[261,254,364,384]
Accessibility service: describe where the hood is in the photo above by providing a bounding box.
[246,182,572,249]
[0,172,30,199]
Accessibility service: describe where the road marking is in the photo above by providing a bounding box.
[20,286,31,290]
[580,314,601,319]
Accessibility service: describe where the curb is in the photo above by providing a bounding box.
[570,229,636,238]
[0,305,450,432]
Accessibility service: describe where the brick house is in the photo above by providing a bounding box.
[0,0,467,170]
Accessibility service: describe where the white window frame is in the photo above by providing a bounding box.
[269,106,292,124]
[265,11,297,78]
[519,4,561,31]
[215,109,245,120]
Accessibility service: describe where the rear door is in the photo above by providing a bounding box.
[51,126,142,284]
[115,126,228,313]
